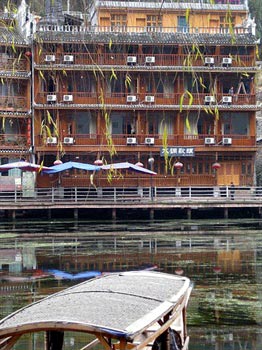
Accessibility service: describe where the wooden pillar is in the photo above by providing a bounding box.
[150,208,154,220]
[259,207,262,218]
[47,209,51,220]
[112,208,116,220]
[11,210,16,220]
[187,208,191,220]
[224,208,228,219]
[74,208,78,220]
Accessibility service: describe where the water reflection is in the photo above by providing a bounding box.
[0,218,261,349]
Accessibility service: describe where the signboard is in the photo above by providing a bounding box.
[160,147,195,157]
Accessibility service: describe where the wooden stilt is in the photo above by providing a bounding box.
[74,208,78,220]
[112,208,116,220]
[150,208,154,220]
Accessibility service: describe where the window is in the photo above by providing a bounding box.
[184,113,198,136]
[110,113,134,135]
[220,16,235,32]
[74,111,95,135]
[222,113,249,135]
[111,14,127,30]
[146,15,162,31]
[147,113,173,135]
[178,16,188,33]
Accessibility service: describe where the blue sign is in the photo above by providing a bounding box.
[160,147,195,157]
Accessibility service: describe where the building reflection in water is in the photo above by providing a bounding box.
[0,219,261,349]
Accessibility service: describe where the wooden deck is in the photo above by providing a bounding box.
[1,186,262,220]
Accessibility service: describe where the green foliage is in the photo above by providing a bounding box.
[249,0,262,42]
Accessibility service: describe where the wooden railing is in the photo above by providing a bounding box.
[37,52,256,68]
[35,92,257,106]
[0,134,27,146]
[0,186,261,204]
[0,56,28,71]
[36,133,256,147]
[0,96,28,109]
[37,24,250,35]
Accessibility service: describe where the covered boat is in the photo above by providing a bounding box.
[0,271,192,350]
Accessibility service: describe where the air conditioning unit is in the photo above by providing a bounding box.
[145,137,155,145]
[204,57,214,65]
[63,95,73,102]
[127,56,137,64]
[63,137,74,144]
[145,56,155,63]
[223,137,232,145]
[204,96,215,103]
[126,137,137,145]
[45,55,55,62]
[222,96,232,104]
[145,96,155,102]
[64,55,74,62]
[127,95,137,102]
[222,57,232,65]
[46,137,57,144]
[205,137,215,145]
[47,95,57,102]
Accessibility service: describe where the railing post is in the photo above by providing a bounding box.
[114,188,117,202]
[52,187,54,202]
[74,187,77,202]
[14,187,17,202]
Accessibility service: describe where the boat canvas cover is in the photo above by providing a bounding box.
[0,271,190,340]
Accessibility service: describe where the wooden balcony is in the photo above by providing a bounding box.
[36,52,256,70]
[0,96,28,110]
[0,134,28,146]
[37,24,250,36]
[34,92,257,108]
[0,56,28,72]
[36,133,256,148]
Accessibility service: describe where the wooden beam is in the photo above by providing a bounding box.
[0,335,21,350]
[80,338,100,350]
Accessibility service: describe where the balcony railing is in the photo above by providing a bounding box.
[0,96,28,109]
[0,134,28,146]
[97,0,246,4]
[37,52,256,68]
[0,56,28,72]
[36,133,256,147]
[1,186,261,204]
[35,92,257,107]
[37,24,251,35]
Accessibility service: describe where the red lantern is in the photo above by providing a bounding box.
[135,162,144,167]
[212,162,221,170]
[25,51,32,57]
[213,266,221,274]
[174,161,183,169]
[54,159,63,165]
[175,267,184,275]
[94,159,103,166]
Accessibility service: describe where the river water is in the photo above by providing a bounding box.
[0,218,261,349]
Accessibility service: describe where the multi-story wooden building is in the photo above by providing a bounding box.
[0,3,31,174]
[1,0,260,189]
